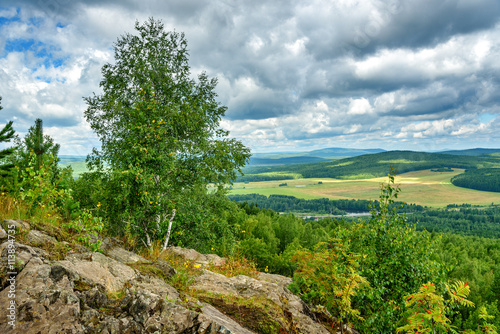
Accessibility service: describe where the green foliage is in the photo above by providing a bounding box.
[12,118,61,173]
[435,233,500,331]
[397,281,474,333]
[409,206,500,238]
[229,193,424,215]
[290,238,369,328]
[0,96,16,181]
[83,18,250,248]
[63,209,104,252]
[334,168,444,333]
[451,168,500,193]
[478,306,498,334]
[16,153,72,216]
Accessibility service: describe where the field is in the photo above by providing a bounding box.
[60,161,88,178]
[229,169,500,207]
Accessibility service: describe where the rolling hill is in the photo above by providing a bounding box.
[239,150,500,181]
[248,147,386,166]
[439,148,500,156]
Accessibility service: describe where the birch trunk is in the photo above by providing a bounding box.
[162,209,176,251]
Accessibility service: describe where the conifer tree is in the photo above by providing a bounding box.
[0,96,16,177]
[14,118,60,172]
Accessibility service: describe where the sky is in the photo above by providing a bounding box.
[1,0,500,155]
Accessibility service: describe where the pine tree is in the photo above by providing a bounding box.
[0,96,16,177]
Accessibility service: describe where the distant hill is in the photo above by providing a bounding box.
[302,147,386,158]
[249,147,386,166]
[59,155,87,164]
[439,148,500,156]
[249,156,329,165]
[239,150,500,181]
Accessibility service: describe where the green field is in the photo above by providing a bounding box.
[229,169,500,207]
[60,161,88,178]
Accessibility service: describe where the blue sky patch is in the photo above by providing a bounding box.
[2,38,67,71]
[479,113,496,123]
[4,38,36,53]
[0,8,21,26]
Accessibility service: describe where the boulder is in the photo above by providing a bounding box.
[190,270,331,334]
[27,230,58,245]
[2,219,30,232]
[56,252,137,293]
[0,242,47,288]
[106,247,148,264]
[198,302,256,334]
[165,246,225,266]
[128,273,180,301]
[0,258,83,334]
[257,272,293,289]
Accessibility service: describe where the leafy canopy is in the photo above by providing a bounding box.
[84,18,250,246]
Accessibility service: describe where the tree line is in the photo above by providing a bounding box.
[229,193,425,214]
[451,168,500,192]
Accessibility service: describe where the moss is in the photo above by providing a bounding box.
[74,280,93,292]
[128,262,167,280]
[197,295,287,334]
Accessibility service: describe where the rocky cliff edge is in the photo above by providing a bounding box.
[0,219,350,334]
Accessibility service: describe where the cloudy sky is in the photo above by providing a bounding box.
[1,0,500,155]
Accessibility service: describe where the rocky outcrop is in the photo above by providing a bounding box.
[167,246,225,266]
[0,221,336,333]
[191,270,331,334]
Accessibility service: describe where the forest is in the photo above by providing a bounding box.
[1,19,499,333]
[229,193,500,238]
[239,150,500,181]
[228,193,425,214]
[451,168,500,192]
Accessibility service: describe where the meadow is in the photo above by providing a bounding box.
[230,169,500,207]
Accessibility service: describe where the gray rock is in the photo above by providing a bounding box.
[0,225,6,240]
[257,272,293,289]
[106,247,148,264]
[191,271,330,334]
[198,302,256,334]
[2,219,30,232]
[153,259,176,278]
[129,273,180,301]
[0,241,47,288]
[27,229,57,245]
[57,252,137,293]
[83,286,109,309]
[0,242,332,334]
[0,259,82,334]
[164,246,225,266]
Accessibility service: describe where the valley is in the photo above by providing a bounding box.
[230,168,500,207]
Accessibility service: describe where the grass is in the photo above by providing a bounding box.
[229,169,500,207]
[0,193,100,260]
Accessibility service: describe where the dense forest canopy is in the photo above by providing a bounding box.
[451,168,500,192]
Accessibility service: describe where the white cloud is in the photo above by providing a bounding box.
[1,0,500,154]
[348,98,373,115]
